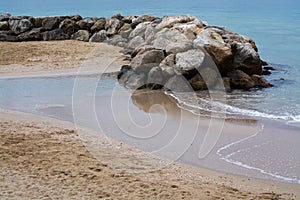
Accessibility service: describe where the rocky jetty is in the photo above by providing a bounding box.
[0,13,273,91]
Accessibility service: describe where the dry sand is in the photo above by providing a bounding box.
[0,41,299,199]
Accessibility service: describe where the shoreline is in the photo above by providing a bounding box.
[1,40,299,199]
[1,108,299,199]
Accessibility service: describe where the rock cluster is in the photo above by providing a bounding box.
[0,13,273,91]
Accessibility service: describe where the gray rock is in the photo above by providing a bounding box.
[107,34,128,47]
[90,18,106,33]
[251,75,273,88]
[222,77,232,92]
[89,30,108,42]
[0,30,18,41]
[71,30,90,42]
[159,54,176,77]
[129,22,150,39]
[42,28,69,41]
[151,28,189,50]
[118,23,132,38]
[42,17,61,30]
[0,13,11,21]
[70,15,83,22]
[122,15,135,23]
[77,17,95,31]
[105,18,123,35]
[17,28,43,41]
[164,75,193,92]
[131,49,165,68]
[33,17,44,28]
[166,41,194,54]
[131,15,156,28]
[147,66,165,88]
[174,49,205,75]
[233,42,262,75]
[127,36,144,49]
[131,45,156,58]
[228,70,255,90]
[59,19,79,36]
[9,19,33,34]
[134,63,159,74]
[111,13,123,20]
[155,15,195,30]
[125,73,147,90]
[0,21,9,31]
[188,74,207,90]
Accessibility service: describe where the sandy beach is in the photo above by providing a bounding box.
[0,41,299,199]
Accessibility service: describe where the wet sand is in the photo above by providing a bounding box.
[0,41,299,199]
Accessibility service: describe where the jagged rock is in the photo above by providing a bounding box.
[222,77,232,92]
[251,75,273,88]
[133,63,159,74]
[17,28,43,41]
[59,19,79,36]
[131,45,156,58]
[131,15,156,28]
[131,49,165,68]
[122,15,135,24]
[89,30,108,42]
[174,49,205,75]
[71,30,90,42]
[263,66,276,71]
[77,18,95,31]
[232,42,262,75]
[70,15,83,22]
[194,28,233,75]
[151,28,189,50]
[42,28,69,41]
[33,17,43,28]
[107,34,127,47]
[118,23,132,38]
[228,70,255,90]
[127,36,144,49]
[0,21,9,31]
[155,15,195,30]
[159,54,176,77]
[105,18,123,35]
[9,19,33,34]
[164,75,193,92]
[111,13,123,20]
[147,66,165,88]
[124,73,147,90]
[0,30,18,41]
[90,18,106,33]
[0,13,11,21]
[188,73,207,90]
[42,17,62,30]
[166,41,194,54]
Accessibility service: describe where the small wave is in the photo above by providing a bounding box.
[35,104,66,110]
[216,129,300,184]
[165,91,300,127]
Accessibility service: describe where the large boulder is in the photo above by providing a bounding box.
[0,21,9,31]
[0,13,11,21]
[107,34,128,47]
[89,30,108,42]
[147,66,165,88]
[90,18,106,33]
[159,54,176,77]
[124,73,147,90]
[105,18,123,35]
[164,75,193,92]
[131,49,165,69]
[131,14,156,28]
[228,70,255,90]
[77,17,95,31]
[155,15,195,30]
[59,19,79,36]
[42,28,69,41]
[232,42,262,75]
[0,30,18,42]
[42,17,62,30]
[251,75,273,88]
[71,30,90,42]
[166,41,194,54]
[174,49,205,75]
[17,28,43,41]
[33,17,44,28]
[9,19,33,34]
[127,36,144,49]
